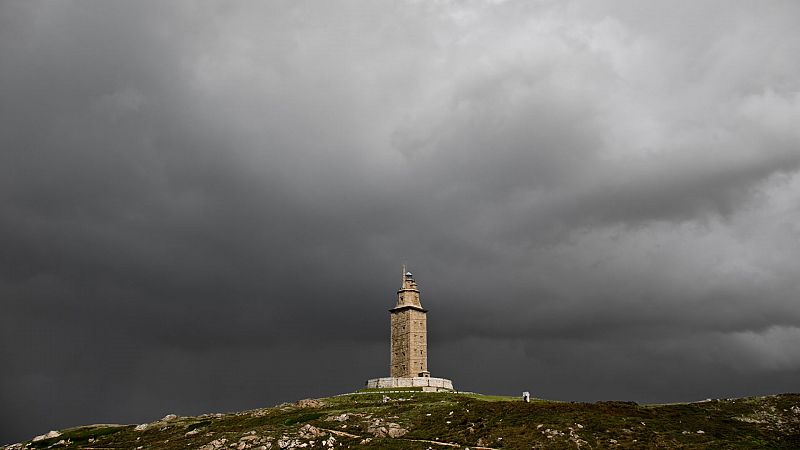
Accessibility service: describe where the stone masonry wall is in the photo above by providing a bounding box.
[365,376,453,391]
[390,308,427,377]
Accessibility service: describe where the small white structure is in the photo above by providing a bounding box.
[522,391,530,402]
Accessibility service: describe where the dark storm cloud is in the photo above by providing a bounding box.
[2,0,800,443]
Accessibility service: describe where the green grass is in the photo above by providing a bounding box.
[283,412,325,426]
[456,392,522,401]
[185,419,212,432]
[28,425,131,448]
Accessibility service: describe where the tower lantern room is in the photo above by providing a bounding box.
[397,271,422,308]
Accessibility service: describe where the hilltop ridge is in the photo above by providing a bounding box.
[5,391,800,449]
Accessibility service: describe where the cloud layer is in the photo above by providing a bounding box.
[2,0,799,443]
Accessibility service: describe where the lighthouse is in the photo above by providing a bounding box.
[390,269,429,378]
[365,267,454,392]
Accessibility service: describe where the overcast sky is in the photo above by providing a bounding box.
[2,0,800,443]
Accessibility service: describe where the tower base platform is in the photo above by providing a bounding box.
[365,377,454,392]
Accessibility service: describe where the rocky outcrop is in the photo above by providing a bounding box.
[294,399,324,408]
[31,431,60,442]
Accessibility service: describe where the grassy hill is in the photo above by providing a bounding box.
[5,390,800,449]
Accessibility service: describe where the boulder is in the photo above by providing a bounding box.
[32,431,61,442]
[387,426,408,438]
[298,424,323,439]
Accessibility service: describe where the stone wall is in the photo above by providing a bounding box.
[390,308,428,377]
[365,376,454,391]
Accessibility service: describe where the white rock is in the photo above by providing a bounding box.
[201,438,227,449]
[32,431,61,442]
[277,438,297,449]
[298,424,323,439]
[162,414,178,421]
[697,430,705,434]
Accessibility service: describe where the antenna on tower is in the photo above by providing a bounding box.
[401,263,406,286]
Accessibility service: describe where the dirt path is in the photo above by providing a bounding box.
[397,438,500,449]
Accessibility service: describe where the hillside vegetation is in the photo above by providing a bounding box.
[5,391,800,449]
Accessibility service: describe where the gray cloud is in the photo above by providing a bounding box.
[2,0,800,443]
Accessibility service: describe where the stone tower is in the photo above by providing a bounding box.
[364,268,454,391]
[390,270,430,378]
